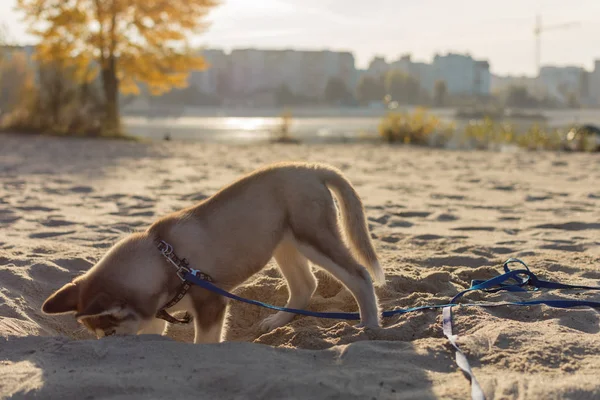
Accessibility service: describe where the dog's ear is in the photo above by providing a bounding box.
[42,283,80,315]
[75,292,121,319]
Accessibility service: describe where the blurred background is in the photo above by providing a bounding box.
[1,0,599,150]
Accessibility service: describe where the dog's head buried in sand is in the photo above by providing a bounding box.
[42,162,386,343]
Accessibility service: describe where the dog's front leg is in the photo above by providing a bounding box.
[138,318,167,336]
[191,290,228,344]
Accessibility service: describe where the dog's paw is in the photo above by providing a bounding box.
[354,321,380,330]
[259,312,293,333]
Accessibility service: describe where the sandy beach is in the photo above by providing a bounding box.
[1,133,599,399]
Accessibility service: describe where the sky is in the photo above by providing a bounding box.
[2,0,600,76]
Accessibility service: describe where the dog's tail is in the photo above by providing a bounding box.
[320,167,385,285]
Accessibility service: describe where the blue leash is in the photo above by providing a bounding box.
[182,258,600,400]
[183,258,600,319]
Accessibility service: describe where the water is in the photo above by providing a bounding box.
[122,107,600,143]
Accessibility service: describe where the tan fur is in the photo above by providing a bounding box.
[41,162,385,343]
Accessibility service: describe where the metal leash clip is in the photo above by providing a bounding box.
[158,240,190,281]
[176,258,190,281]
[158,240,173,256]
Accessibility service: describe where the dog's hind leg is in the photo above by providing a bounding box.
[259,235,317,333]
[295,230,381,328]
[288,189,381,328]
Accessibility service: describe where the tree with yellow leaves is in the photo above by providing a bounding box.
[16,0,219,134]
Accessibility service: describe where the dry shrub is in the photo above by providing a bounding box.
[1,56,122,138]
[270,110,300,144]
[464,119,563,151]
[515,124,563,151]
[464,118,516,150]
[378,107,455,147]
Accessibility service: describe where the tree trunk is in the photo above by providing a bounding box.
[101,56,120,135]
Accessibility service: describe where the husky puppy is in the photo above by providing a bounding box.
[41,162,385,343]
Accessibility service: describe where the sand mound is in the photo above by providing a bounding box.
[1,134,599,399]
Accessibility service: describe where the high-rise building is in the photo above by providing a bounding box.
[432,53,490,96]
[363,52,490,96]
[590,60,600,105]
[189,49,229,95]
[538,65,586,101]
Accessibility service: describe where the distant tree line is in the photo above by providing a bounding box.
[140,68,584,110]
[137,69,454,109]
